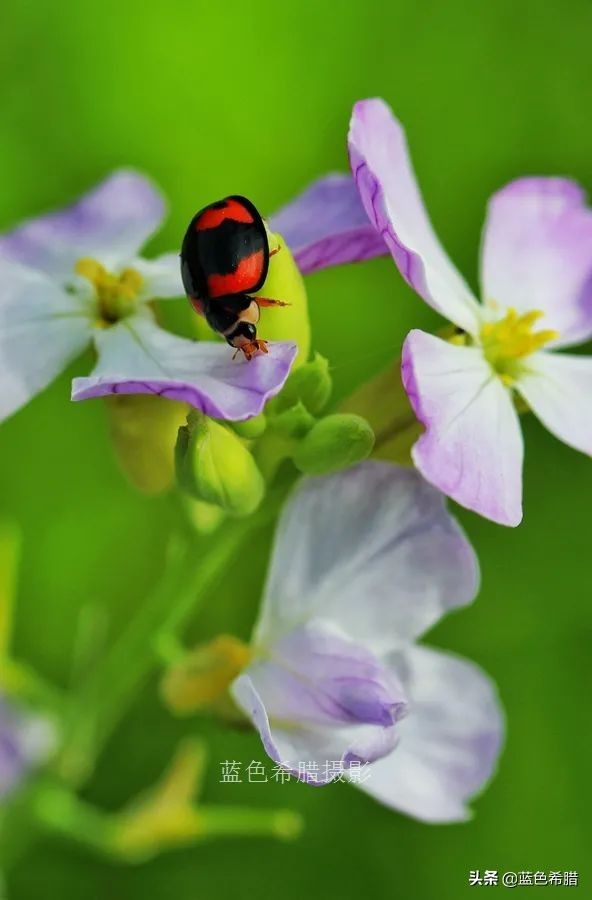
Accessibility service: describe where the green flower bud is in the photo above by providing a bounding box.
[106,395,189,495]
[272,402,316,439]
[183,497,227,535]
[293,414,375,476]
[272,353,332,415]
[340,361,420,465]
[176,413,265,517]
[252,402,315,483]
[255,232,310,366]
[230,413,267,440]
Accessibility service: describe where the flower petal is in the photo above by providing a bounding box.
[355,645,503,823]
[348,99,481,334]
[131,252,184,300]
[268,174,388,275]
[232,671,399,785]
[517,351,592,456]
[0,261,92,423]
[480,178,592,348]
[71,315,297,420]
[254,461,479,653]
[1,697,55,798]
[0,170,166,280]
[402,329,523,526]
[244,622,406,729]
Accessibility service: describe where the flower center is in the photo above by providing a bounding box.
[479,308,558,385]
[75,257,143,324]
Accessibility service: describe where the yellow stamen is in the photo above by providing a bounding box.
[75,257,143,323]
[480,307,558,384]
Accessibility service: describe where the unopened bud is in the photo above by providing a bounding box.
[183,498,227,535]
[273,353,332,415]
[230,413,267,440]
[293,414,375,476]
[106,395,188,494]
[175,413,264,517]
[272,402,316,439]
[161,635,251,715]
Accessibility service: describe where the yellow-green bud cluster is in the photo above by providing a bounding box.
[175,352,375,528]
[269,352,332,416]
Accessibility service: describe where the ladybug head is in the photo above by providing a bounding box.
[227,321,257,349]
[227,322,268,360]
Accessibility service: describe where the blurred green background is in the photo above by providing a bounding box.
[1,0,591,896]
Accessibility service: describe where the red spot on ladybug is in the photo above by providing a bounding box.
[194,198,255,232]
[206,250,266,299]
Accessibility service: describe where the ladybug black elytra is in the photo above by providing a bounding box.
[180,195,286,360]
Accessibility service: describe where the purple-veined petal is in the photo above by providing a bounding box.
[516,350,592,456]
[354,645,503,823]
[402,329,524,527]
[348,99,481,334]
[131,252,184,301]
[0,170,166,281]
[71,315,297,420]
[232,670,399,785]
[1,697,55,798]
[480,178,592,349]
[268,174,388,275]
[0,261,93,423]
[254,461,479,653]
[243,623,406,729]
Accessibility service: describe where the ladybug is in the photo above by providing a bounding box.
[180,195,286,360]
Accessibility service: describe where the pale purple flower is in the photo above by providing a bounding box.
[0,170,384,424]
[1,696,54,799]
[268,173,388,273]
[348,98,592,526]
[232,462,503,823]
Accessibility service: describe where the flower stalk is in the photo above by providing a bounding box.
[0,523,20,660]
[56,520,255,785]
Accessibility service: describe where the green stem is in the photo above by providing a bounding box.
[0,658,65,712]
[373,408,420,449]
[0,521,19,658]
[32,782,117,852]
[57,519,254,785]
[28,784,301,862]
[197,805,302,842]
[0,784,44,871]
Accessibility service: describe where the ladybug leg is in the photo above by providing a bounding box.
[256,297,291,308]
[269,245,282,258]
[233,338,269,361]
[241,340,269,360]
